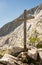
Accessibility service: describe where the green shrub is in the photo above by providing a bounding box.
[0,48,8,57]
[23,58,29,63]
[29,37,39,45]
[36,43,42,48]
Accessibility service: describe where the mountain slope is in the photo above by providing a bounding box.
[0,4,42,49]
[0,4,42,36]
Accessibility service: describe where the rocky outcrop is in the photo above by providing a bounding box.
[0,54,22,65]
[28,48,38,60]
[0,49,42,65]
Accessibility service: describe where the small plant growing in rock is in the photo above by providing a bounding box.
[36,41,42,48]
[29,37,39,46]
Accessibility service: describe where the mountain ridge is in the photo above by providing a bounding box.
[0,4,42,37]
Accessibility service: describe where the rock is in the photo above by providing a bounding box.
[0,53,27,65]
[38,48,42,60]
[28,48,37,60]
[12,47,24,56]
[18,51,38,64]
[17,52,28,62]
[0,64,3,65]
[0,46,24,57]
[0,54,19,65]
[30,63,34,65]
[21,63,29,65]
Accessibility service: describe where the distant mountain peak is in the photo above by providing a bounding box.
[35,3,42,15]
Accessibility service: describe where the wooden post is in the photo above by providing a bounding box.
[24,10,27,51]
[17,9,34,51]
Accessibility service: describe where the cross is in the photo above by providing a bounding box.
[17,10,34,51]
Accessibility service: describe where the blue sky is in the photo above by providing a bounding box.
[0,0,42,28]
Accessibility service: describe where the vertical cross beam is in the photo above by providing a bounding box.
[24,10,27,51]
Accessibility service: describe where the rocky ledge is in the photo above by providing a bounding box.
[0,48,42,65]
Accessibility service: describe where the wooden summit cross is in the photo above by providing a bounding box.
[17,10,34,51]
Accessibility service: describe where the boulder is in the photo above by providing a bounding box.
[0,46,24,57]
[0,53,26,65]
[0,54,20,65]
[38,48,42,60]
[17,52,28,61]
[28,48,37,60]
